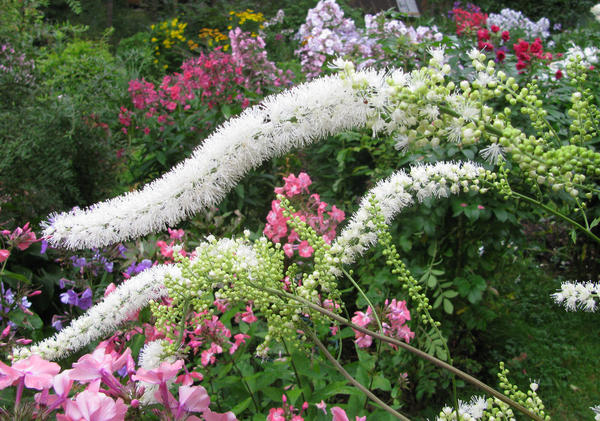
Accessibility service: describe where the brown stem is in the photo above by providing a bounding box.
[263,286,544,421]
[304,325,411,421]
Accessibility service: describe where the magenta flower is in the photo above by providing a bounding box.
[240,305,258,323]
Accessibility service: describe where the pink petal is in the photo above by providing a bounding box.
[179,385,210,412]
[331,407,350,421]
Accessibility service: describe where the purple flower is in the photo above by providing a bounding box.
[51,317,63,331]
[71,256,87,269]
[117,244,127,258]
[40,239,48,254]
[104,261,114,273]
[78,288,93,310]
[135,259,152,273]
[60,289,79,306]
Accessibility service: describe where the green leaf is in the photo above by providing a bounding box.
[156,151,166,166]
[443,298,454,314]
[129,334,146,357]
[1,270,31,284]
[231,397,252,414]
[493,208,508,222]
[591,217,600,229]
[372,375,391,391]
[427,274,438,288]
[443,290,458,298]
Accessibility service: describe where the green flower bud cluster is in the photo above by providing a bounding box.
[350,48,600,203]
[277,195,343,308]
[495,362,550,420]
[565,58,600,146]
[150,205,345,356]
[365,195,439,328]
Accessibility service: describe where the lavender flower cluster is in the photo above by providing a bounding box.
[487,8,551,39]
[0,43,35,87]
[295,0,442,78]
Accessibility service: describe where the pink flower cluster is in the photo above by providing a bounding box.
[120,49,248,136]
[351,299,414,349]
[229,28,294,95]
[267,394,308,421]
[264,172,345,258]
[0,343,236,420]
[0,222,38,262]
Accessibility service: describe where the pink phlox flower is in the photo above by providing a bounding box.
[176,370,203,386]
[395,324,415,343]
[168,228,185,240]
[267,408,286,421]
[156,240,175,259]
[241,305,258,323]
[297,241,314,258]
[0,354,60,390]
[57,388,128,421]
[213,298,229,313]
[202,409,238,421]
[35,369,74,409]
[0,249,9,263]
[287,230,299,243]
[283,243,294,257]
[200,343,223,367]
[328,205,345,223]
[296,172,312,192]
[9,222,38,251]
[316,400,327,414]
[229,333,250,355]
[351,307,372,328]
[282,174,302,197]
[70,346,132,382]
[131,359,184,384]
[385,299,411,325]
[177,385,210,415]
[103,283,116,297]
[331,407,353,421]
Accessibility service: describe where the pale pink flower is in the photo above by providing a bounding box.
[0,354,60,390]
[316,400,327,414]
[57,388,128,421]
[132,360,184,384]
[331,407,349,421]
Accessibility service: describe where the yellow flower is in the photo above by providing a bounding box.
[151,37,158,42]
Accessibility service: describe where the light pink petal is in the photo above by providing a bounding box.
[179,385,210,412]
[24,372,54,390]
[331,407,350,421]
[54,370,74,397]
[203,409,238,421]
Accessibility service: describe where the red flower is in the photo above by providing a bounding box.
[477,28,490,40]
[501,30,510,42]
[490,25,500,33]
[496,50,506,62]
[555,69,564,79]
[478,41,494,51]
[516,60,528,71]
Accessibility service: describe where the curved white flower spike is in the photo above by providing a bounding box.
[44,69,385,249]
[13,265,180,361]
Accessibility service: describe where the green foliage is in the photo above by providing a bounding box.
[0,38,129,223]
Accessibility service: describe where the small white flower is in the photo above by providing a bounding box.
[480,143,505,165]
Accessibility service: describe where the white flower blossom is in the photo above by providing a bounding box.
[552,281,599,312]
[332,162,485,268]
[44,70,385,249]
[14,265,180,361]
